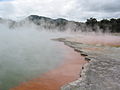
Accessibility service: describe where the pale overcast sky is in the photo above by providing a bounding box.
[0,0,120,21]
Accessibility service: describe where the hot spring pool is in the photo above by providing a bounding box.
[0,28,69,90]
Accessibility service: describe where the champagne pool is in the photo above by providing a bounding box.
[0,28,71,90]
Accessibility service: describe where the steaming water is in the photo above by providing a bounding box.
[0,26,70,90]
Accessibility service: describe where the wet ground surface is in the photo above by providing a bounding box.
[55,38,120,90]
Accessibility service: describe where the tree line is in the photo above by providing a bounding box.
[86,18,120,33]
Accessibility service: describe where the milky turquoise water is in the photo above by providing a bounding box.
[0,27,69,90]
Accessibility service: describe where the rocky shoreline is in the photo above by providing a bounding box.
[53,38,120,90]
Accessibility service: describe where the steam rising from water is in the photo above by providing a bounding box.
[0,24,72,90]
[0,23,119,90]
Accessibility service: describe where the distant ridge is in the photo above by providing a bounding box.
[14,15,86,32]
[0,15,120,32]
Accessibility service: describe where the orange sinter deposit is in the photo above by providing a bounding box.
[11,43,87,90]
[66,33,120,47]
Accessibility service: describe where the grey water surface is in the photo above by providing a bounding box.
[0,26,69,90]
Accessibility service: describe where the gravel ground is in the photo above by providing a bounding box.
[53,38,120,90]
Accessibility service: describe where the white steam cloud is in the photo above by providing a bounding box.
[0,22,119,90]
[0,23,73,90]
